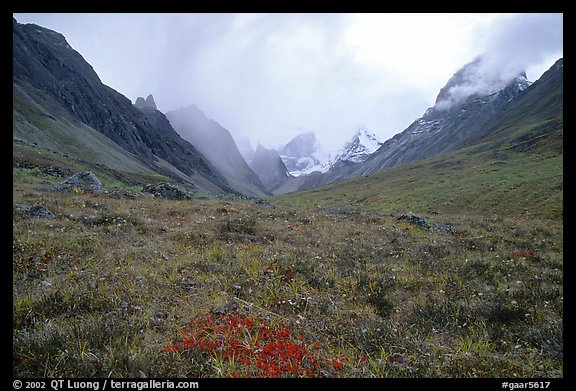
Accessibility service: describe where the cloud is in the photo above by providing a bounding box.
[433,13,563,111]
[13,13,563,154]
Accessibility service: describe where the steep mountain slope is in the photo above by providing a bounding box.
[13,19,234,195]
[165,105,269,197]
[279,58,563,220]
[248,144,291,192]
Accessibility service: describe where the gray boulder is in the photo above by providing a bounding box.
[398,212,455,235]
[54,171,105,194]
[14,204,54,219]
[142,182,193,200]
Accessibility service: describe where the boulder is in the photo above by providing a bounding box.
[398,212,455,235]
[54,171,105,194]
[142,182,193,200]
[14,204,54,219]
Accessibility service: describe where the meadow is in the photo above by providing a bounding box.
[13,169,563,378]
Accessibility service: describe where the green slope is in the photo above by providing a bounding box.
[278,133,562,219]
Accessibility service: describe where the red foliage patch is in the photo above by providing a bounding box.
[164,311,363,378]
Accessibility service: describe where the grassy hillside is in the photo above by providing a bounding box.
[13,84,160,177]
[278,118,562,220]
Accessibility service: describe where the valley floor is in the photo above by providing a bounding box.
[12,175,563,378]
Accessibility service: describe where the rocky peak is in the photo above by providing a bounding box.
[134,94,157,110]
[333,125,382,166]
[433,56,530,112]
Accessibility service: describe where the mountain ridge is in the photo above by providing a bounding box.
[13,19,237,195]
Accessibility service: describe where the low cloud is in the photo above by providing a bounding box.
[434,13,563,111]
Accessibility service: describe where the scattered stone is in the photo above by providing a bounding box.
[212,299,239,315]
[14,204,54,219]
[26,269,41,279]
[41,165,69,178]
[397,212,455,235]
[386,353,406,368]
[142,182,193,200]
[430,221,456,235]
[53,171,106,194]
[398,213,428,229]
[180,279,197,291]
[40,280,53,288]
[155,309,168,319]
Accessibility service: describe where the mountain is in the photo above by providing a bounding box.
[331,125,382,169]
[354,57,531,174]
[236,138,255,163]
[279,132,330,176]
[12,19,235,195]
[248,144,291,193]
[165,105,269,197]
[134,94,157,110]
[279,58,563,219]
[279,56,534,193]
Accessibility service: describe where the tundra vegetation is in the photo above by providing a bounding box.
[13,165,562,378]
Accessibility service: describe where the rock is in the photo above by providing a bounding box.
[430,221,456,235]
[212,299,239,315]
[134,94,157,110]
[142,182,193,200]
[14,204,54,219]
[398,213,428,229]
[155,309,168,319]
[386,353,406,368]
[54,171,105,194]
[134,97,146,107]
[28,205,54,219]
[398,212,455,235]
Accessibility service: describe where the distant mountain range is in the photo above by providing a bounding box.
[12,18,563,202]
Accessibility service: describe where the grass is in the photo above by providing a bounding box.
[12,167,563,378]
[279,119,563,220]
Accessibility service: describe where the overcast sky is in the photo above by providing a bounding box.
[13,13,563,153]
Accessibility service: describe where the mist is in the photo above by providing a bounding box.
[13,13,563,154]
[435,14,563,111]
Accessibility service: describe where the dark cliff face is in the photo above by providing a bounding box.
[249,144,290,192]
[13,20,234,195]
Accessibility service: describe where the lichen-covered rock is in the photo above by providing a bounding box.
[14,204,54,219]
[142,182,193,200]
[398,212,455,235]
[54,171,105,194]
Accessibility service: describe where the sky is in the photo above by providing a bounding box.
[13,13,563,154]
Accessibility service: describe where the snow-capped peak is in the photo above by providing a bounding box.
[333,126,382,165]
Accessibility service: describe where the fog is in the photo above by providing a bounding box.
[13,13,563,153]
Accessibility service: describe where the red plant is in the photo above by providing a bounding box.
[164,311,364,378]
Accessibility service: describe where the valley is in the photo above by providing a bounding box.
[12,17,563,379]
